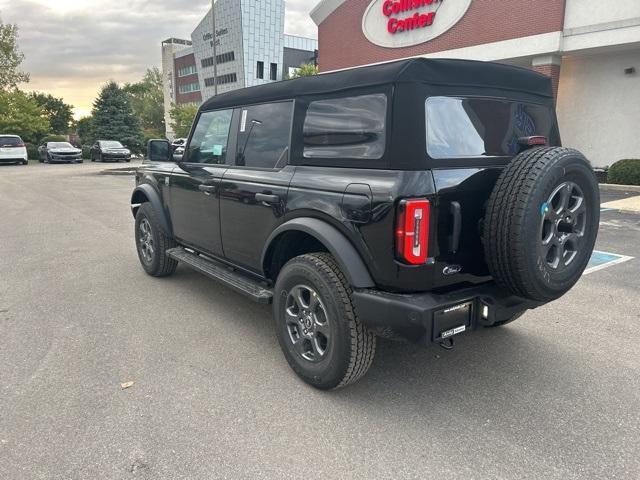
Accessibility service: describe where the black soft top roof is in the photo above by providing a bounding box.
[200,58,553,111]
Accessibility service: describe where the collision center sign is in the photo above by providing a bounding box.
[362,0,472,48]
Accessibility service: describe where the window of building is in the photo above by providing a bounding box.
[425,97,559,159]
[270,63,278,81]
[236,102,293,169]
[256,61,264,79]
[204,73,237,87]
[178,82,201,94]
[177,65,197,77]
[303,93,387,160]
[186,109,233,165]
[201,51,235,68]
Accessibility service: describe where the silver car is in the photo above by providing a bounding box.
[38,142,83,164]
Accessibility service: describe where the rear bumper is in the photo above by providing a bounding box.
[352,282,544,343]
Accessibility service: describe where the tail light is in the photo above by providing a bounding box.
[518,136,547,147]
[395,199,430,265]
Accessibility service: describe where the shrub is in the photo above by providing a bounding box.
[39,134,67,144]
[26,143,39,160]
[607,159,640,186]
[82,146,92,160]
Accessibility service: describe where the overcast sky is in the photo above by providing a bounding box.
[0,0,318,118]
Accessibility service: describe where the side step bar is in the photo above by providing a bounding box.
[167,247,273,304]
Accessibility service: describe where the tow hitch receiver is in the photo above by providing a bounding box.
[433,301,473,348]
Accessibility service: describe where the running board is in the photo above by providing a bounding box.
[167,247,273,304]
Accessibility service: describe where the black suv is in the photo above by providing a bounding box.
[131,59,599,390]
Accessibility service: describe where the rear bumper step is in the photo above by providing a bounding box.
[352,283,544,343]
[167,247,273,304]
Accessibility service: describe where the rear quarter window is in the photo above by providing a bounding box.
[426,97,558,159]
[302,93,387,160]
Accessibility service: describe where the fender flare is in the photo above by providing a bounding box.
[262,218,375,288]
[131,184,173,237]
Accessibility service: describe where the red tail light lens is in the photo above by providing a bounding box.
[518,136,547,147]
[395,199,430,265]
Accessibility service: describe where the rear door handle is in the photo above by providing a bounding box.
[449,201,462,253]
[198,185,217,195]
[255,193,280,204]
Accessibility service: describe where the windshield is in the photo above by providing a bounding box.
[101,141,124,149]
[0,136,22,146]
[426,97,559,159]
[48,142,74,149]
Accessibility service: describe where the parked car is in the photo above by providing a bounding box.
[90,140,132,162]
[38,142,83,163]
[0,135,28,165]
[131,58,600,390]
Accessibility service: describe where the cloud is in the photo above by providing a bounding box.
[0,0,318,117]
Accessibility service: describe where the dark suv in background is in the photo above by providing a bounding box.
[131,59,599,389]
[90,140,132,162]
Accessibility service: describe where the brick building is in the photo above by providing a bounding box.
[311,0,640,168]
[161,0,317,139]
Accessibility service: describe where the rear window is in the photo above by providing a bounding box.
[303,93,387,160]
[426,97,557,159]
[0,136,23,146]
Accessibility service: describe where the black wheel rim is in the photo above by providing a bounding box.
[138,218,155,263]
[539,181,587,270]
[284,285,330,363]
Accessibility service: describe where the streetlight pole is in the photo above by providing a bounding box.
[211,0,218,96]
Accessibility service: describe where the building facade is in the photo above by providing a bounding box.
[162,0,317,139]
[311,0,640,168]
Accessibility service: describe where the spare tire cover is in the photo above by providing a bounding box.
[483,147,600,302]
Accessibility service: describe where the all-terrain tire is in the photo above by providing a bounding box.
[134,202,178,277]
[483,147,600,302]
[273,253,376,390]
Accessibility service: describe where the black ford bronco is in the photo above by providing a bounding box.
[131,59,599,389]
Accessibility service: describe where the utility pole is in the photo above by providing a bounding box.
[211,0,218,95]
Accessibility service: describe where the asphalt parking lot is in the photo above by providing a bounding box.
[1,161,639,480]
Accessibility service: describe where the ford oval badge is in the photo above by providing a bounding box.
[443,265,462,276]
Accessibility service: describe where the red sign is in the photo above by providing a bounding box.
[382,0,443,34]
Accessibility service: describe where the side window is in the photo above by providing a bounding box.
[303,93,387,160]
[187,109,233,164]
[236,102,292,169]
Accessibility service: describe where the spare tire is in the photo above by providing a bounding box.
[483,147,600,302]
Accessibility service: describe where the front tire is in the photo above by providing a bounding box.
[273,253,376,390]
[134,203,178,277]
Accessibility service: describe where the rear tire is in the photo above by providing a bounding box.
[483,147,600,302]
[134,203,178,277]
[273,253,376,390]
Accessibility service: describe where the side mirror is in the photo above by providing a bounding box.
[147,139,172,162]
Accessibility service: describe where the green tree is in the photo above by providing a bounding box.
[76,116,95,145]
[124,67,165,133]
[92,81,144,152]
[169,103,198,138]
[30,92,74,134]
[287,63,319,79]
[0,89,49,142]
[0,18,29,90]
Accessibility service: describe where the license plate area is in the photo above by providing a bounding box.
[433,301,473,341]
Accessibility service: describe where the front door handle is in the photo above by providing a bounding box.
[198,185,217,195]
[255,193,280,204]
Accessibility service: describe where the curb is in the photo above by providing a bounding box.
[599,183,640,193]
[100,169,136,176]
